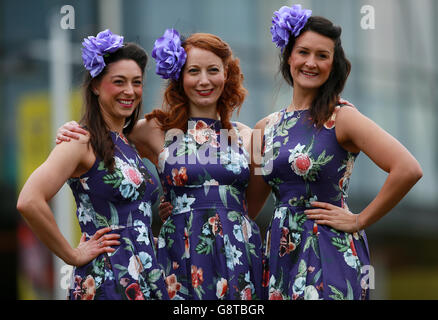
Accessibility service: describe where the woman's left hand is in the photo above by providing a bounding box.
[338,97,355,109]
[305,201,361,233]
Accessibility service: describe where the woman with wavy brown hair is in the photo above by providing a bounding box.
[18,30,169,300]
[56,31,264,300]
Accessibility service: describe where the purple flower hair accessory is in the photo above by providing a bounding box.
[81,29,124,78]
[152,29,187,81]
[271,4,312,50]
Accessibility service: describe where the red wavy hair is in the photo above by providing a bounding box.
[145,33,247,132]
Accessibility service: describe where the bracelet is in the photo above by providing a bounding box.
[355,214,361,233]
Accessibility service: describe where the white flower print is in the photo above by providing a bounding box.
[203,179,219,186]
[224,234,243,270]
[304,285,320,300]
[233,225,244,242]
[134,220,150,246]
[344,248,361,270]
[157,236,166,249]
[138,201,152,218]
[79,177,90,190]
[77,193,94,225]
[157,148,169,174]
[292,276,306,296]
[173,193,196,213]
[127,254,143,280]
[274,207,287,220]
[233,219,253,242]
[219,146,248,174]
[127,252,153,280]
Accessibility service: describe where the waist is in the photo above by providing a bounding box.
[167,184,246,213]
[274,191,342,210]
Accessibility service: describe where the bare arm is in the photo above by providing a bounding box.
[246,117,272,220]
[55,118,165,164]
[305,106,423,232]
[127,118,165,164]
[17,138,119,266]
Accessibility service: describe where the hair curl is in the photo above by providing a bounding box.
[280,16,351,128]
[81,42,148,172]
[146,33,247,132]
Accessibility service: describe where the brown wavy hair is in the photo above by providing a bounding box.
[279,16,351,128]
[146,33,247,132]
[81,42,148,172]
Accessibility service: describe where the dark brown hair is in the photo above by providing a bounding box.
[280,16,351,127]
[81,42,147,172]
[146,33,247,132]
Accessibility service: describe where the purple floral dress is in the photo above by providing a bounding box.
[156,118,264,300]
[261,106,370,300]
[67,131,169,300]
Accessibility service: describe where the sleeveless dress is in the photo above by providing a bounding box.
[261,106,370,300]
[67,131,169,300]
[156,118,264,300]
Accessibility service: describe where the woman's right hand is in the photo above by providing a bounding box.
[55,121,89,144]
[71,227,121,267]
[159,196,173,222]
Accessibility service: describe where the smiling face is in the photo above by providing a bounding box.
[182,47,226,117]
[288,31,335,94]
[94,59,143,129]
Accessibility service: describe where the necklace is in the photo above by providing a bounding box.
[288,103,309,119]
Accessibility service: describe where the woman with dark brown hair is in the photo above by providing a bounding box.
[56,30,264,300]
[18,30,169,300]
[247,5,422,300]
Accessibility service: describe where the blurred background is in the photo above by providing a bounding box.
[1,0,436,300]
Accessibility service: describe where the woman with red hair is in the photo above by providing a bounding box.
[57,31,264,300]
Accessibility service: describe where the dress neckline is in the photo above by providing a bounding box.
[188,117,222,130]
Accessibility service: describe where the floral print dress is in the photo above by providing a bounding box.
[67,131,169,300]
[261,106,370,300]
[156,118,264,300]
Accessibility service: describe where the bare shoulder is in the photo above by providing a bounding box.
[130,117,164,144]
[254,115,270,131]
[335,105,372,132]
[336,105,362,120]
[132,117,162,135]
[254,111,283,133]
[234,121,252,134]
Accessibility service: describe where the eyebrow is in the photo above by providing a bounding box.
[296,46,332,54]
[111,75,142,79]
[186,64,221,68]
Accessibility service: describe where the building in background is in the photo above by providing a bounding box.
[0,0,436,299]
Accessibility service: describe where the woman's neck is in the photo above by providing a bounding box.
[288,88,316,112]
[188,104,219,120]
[101,114,125,133]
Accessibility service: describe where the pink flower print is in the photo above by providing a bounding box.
[216,278,228,299]
[324,105,340,129]
[292,153,313,176]
[240,285,252,300]
[269,289,283,300]
[123,166,142,187]
[125,282,145,300]
[188,120,219,147]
